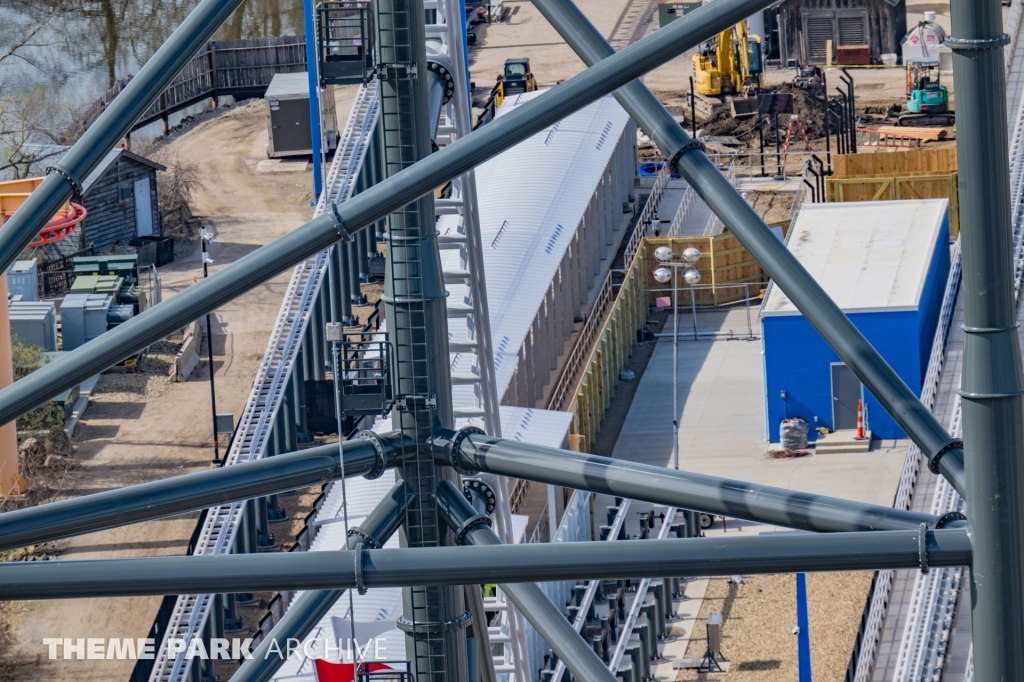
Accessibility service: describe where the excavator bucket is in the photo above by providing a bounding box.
[729,96,758,118]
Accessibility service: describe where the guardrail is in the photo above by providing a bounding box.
[704,150,818,179]
[851,240,963,682]
[667,185,696,237]
[547,497,628,682]
[624,162,671,264]
[69,36,306,138]
[546,273,614,411]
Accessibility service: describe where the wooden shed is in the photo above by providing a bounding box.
[776,0,907,66]
[79,149,166,249]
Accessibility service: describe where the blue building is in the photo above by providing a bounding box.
[762,199,950,442]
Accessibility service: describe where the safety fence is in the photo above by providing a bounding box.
[69,36,306,138]
[704,149,820,179]
[623,162,671,264]
[648,283,758,341]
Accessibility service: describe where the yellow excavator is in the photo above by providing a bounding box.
[691,21,763,117]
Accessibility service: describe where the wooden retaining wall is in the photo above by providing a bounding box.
[565,235,769,451]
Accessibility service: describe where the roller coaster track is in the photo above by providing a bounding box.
[148,81,381,682]
[856,4,1024,680]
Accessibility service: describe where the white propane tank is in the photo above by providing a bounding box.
[902,11,946,60]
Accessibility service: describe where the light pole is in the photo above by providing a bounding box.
[199,226,220,464]
[653,246,701,473]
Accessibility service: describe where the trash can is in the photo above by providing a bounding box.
[780,417,809,450]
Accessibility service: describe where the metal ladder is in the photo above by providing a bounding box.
[148,80,380,682]
[427,0,530,677]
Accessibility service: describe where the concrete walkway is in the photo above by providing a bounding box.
[608,310,909,679]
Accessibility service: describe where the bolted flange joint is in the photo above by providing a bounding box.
[354,430,390,480]
[347,526,383,549]
[927,439,963,475]
[463,478,496,515]
[430,426,485,474]
[453,513,492,546]
[45,165,84,197]
[427,61,456,106]
[397,611,472,633]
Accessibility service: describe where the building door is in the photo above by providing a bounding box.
[803,11,834,62]
[134,177,153,237]
[831,363,862,431]
[803,9,869,63]
[836,10,868,46]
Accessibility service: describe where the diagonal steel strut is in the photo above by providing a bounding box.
[0,529,972,600]
[440,429,945,533]
[530,0,965,496]
[434,480,619,682]
[0,0,779,430]
[229,481,414,682]
[0,433,406,553]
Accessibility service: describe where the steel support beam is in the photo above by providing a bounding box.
[0,529,971,600]
[230,482,414,682]
[530,0,966,495]
[0,433,405,552]
[375,0,467,676]
[948,0,1024,676]
[0,0,246,275]
[435,481,618,682]
[443,430,942,532]
[0,0,779,430]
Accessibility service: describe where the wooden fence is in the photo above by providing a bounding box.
[827,148,960,237]
[69,36,306,139]
[642,234,769,305]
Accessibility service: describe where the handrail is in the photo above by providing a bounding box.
[546,272,615,411]
[852,241,962,682]
[702,164,737,236]
[624,162,670,264]
[668,184,696,237]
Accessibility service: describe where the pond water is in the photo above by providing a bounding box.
[0,0,305,109]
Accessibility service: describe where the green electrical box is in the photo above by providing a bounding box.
[659,0,702,27]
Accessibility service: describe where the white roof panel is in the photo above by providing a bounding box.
[443,89,631,399]
[763,199,948,316]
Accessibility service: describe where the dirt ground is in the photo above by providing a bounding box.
[676,572,874,682]
[3,98,323,681]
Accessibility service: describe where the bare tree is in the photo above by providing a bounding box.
[0,1,72,180]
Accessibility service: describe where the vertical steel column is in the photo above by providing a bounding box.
[303,0,324,197]
[347,241,363,304]
[948,1,1024,677]
[376,0,466,677]
[336,243,354,325]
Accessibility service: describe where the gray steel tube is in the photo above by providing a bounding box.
[0,0,778,429]
[0,432,404,552]
[231,482,414,682]
[435,481,618,682]
[530,0,965,495]
[0,0,246,274]
[0,528,971,600]
[948,0,1024,676]
[446,431,942,532]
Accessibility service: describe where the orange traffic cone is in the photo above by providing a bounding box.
[856,399,865,440]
